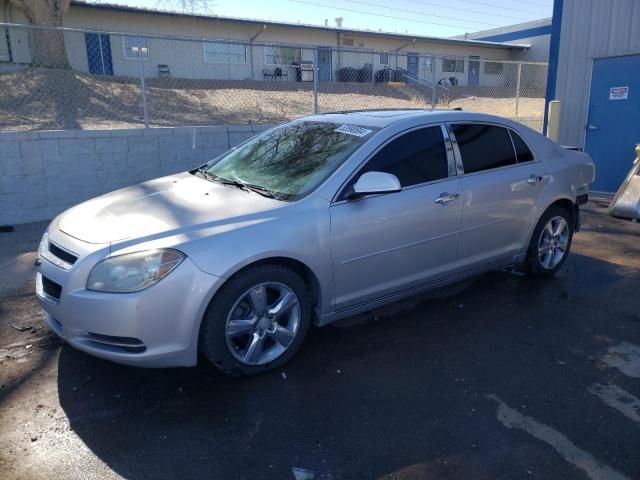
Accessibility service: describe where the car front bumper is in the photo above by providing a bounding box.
[36,234,224,368]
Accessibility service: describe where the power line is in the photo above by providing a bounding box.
[403,0,531,22]
[288,0,509,30]
[444,0,546,16]
[342,0,502,27]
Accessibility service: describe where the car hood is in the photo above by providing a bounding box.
[57,172,284,244]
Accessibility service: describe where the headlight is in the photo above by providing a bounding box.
[38,231,49,258]
[87,249,185,293]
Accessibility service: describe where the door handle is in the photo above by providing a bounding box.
[434,192,460,204]
[587,124,599,131]
[527,175,543,185]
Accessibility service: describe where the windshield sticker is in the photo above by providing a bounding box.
[334,124,373,137]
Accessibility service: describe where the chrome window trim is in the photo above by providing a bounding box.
[446,121,542,177]
[441,123,458,177]
[332,122,453,204]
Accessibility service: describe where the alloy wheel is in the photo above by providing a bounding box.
[537,215,570,269]
[224,282,301,366]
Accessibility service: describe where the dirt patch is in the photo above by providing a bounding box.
[0,67,545,131]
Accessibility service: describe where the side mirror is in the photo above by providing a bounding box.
[350,171,401,198]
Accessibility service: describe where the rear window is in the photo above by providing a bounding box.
[452,124,517,174]
[510,130,535,163]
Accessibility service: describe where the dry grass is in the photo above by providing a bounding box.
[0,67,545,131]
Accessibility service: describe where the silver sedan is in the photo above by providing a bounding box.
[36,110,595,375]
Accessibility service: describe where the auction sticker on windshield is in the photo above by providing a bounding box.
[334,124,373,137]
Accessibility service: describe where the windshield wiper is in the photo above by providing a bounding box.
[239,182,284,199]
[196,169,286,200]
[194,167,218,183]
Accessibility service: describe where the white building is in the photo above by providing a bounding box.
[0,0,532,87]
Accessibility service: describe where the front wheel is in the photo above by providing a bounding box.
[525,205,574,277]
[199,265,311,376]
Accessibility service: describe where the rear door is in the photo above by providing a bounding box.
[330,125,463,311]
[449,123,544,268]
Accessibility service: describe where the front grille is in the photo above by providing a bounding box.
[42,276,62,300]
[85,332,146,353]
[49,242,78,266]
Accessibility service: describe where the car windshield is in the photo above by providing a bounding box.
[199,121,376,200]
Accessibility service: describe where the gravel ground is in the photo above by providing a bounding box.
[0,68,545,131]
[0,201,639,479]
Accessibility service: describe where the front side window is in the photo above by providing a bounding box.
[442,58,464,73]
[265,46,302,66]
[204,42,247,64]
[452,124,516,174]
[355,126,449,189]
[202,121,376,199]
[123,36,149,59]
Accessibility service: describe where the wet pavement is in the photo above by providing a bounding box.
[1,201,639,479]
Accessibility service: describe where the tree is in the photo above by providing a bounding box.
[8,0,71,68]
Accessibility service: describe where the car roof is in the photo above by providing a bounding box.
[301,109,520,129]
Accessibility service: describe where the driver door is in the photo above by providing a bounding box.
[330,125,463,311]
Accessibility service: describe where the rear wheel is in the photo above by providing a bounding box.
[199,265,311,376]
[525,205,574,277]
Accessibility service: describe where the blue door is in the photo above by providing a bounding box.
[585,54,640,192]
[318,48,332,82]
[84,33,113,76]
[407,53,419,83]
[468,56,480,86]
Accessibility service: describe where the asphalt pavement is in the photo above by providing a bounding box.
[1,201,639,480]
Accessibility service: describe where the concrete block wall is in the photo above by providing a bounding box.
[0,124,274,225]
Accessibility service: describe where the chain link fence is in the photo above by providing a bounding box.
[0,23,548,132]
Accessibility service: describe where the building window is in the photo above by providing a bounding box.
[123,36,149,59]
[379,52,389,65]
[484,61,504,74]
[204,42,247,64]
[442,58,464,73]
[265,46,302,66]
[422,55,433,72]
[341,37,354,47]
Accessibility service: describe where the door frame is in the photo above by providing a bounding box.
[582,51,640,149]
[468,55,480,86]
[85,32,113,76]
[583,52,640,192]
[317,47,332,82]
[406,52,419,83]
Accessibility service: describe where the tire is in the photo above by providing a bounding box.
[199,265,311,376]
[525,205,574,277]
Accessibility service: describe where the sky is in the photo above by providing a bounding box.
[89,0,554,38]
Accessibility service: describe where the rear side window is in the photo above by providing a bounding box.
[510,130,535,163]
[358,126,449,187]
[452,124,516,174]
